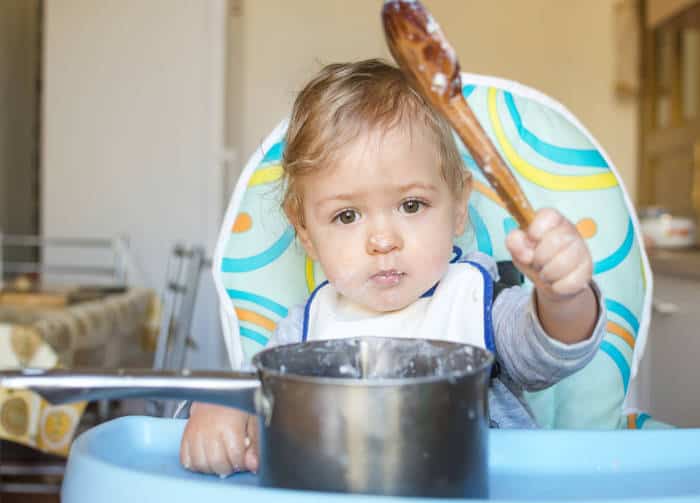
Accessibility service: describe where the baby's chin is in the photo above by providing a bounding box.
[344,290,419,314]
[374,302,414,314]
[334,277,439,313]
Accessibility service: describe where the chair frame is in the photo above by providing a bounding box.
[0,233,130,285]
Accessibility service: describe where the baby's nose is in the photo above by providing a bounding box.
[367,231,402,255]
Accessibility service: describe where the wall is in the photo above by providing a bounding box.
[42,0,228,368]
[41,0,637,369]
[228,0,391,195]
[0,0,40,240]
[230,0,637,199]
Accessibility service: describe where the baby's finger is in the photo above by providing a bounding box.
[244,443,258,473]
[245,416,260,473]
[550,260,592,298]
[207,432,235,477]
[180,437,192,470]
[505,229,535,266]
[527,208,563,241]
[221,427,246,474]
[535,234,581,282]
[190,430,214,474]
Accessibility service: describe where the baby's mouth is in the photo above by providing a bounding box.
[370,269,405,287]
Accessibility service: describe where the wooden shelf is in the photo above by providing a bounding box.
[639,0,700,226]
[647,0,700,29]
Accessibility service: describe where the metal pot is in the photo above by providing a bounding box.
[0,337,493,498]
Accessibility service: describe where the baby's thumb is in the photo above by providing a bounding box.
[505,229,535,266]
[244,416,260,473]
[180,437,192,470]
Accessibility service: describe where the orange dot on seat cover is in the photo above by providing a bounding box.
[233,212,253,233]
[576,218,597,239]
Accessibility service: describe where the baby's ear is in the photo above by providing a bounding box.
[295,224,319,261]
[284,203,319,261]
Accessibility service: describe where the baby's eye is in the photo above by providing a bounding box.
[400,199,424,214]
[334,209,359,224]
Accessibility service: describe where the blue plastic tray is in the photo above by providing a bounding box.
[62,417,700,502]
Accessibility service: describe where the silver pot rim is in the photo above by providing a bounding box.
[251,336,495,387]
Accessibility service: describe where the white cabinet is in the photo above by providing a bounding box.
[42,0,228,369]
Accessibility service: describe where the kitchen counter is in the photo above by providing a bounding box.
[646,246,700,427]
[648,247,700,281]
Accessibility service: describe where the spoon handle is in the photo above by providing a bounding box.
[442,94,535,227]
[382,0,535,228]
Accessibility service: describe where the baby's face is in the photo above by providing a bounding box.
[296,125,469,312]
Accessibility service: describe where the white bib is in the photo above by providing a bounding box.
[302,261,494,351]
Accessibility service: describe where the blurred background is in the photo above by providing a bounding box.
[0,0,646,369]
[0,0,698,408]
[2,0,700,499]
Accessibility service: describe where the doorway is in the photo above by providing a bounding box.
[0,0,42,270]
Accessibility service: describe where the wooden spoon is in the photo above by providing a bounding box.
[382,0,535,228]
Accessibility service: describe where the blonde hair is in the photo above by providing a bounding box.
[282,59,468,226]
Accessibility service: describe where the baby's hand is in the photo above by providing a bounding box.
[505,208,592,302]
[180,402,259,477]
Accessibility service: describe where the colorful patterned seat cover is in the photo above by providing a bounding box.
[213,73,664,429]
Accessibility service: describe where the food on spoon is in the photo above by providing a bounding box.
[382,0,535,227]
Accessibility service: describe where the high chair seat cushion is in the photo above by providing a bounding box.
[213,74,656,429]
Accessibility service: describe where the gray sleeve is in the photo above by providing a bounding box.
[268,304,305,347]
[236,304,305,372]
[463,251,500,282]
[493,280,606,391]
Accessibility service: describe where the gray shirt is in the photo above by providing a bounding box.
[268,251,607,428]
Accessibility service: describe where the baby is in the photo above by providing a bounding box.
[180,59,606,476]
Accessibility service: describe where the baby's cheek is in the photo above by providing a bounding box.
[413,234,452,278]
[424,255,450,284]
[317,247,361,293]
[330,270,367,299]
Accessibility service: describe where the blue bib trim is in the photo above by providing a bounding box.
[302,280,328,342]
[462,260,496,353]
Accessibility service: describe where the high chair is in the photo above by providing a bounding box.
[50,74,700,503]
[213,73,665,430]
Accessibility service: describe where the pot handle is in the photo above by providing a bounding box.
[0,369,261,414]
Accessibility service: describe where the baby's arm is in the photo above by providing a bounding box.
[492,208,606,390]
[506,208,599,345]
[180,404,259,476]
[179,305,305,475]
[491,280,605,390]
